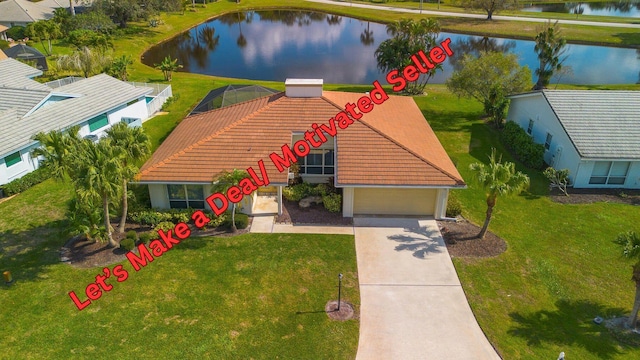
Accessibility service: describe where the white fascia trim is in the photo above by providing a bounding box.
[335,184,467,189]
[580,157,640,162]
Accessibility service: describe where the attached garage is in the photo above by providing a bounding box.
[352,188,437,216]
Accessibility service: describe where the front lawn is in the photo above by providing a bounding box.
[0,183,359,358]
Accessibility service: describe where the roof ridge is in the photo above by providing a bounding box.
[138,95,284,178]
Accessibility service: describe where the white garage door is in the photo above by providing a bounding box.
[353,188,436,216]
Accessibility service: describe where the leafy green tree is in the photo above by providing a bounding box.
[70,11,117,33]
[211,169,249,232]
[92,0,145,28]
[615,231,640,329]
[469,149,530,239]
[107,55,133,81]
[106,123,151,233]
[67,29,113,50]
[57,46,111,78]
[446,51,531,126]
[52,7,73,35]
[375,18,441,95]
[460,0,519,20]
[533,21,567,90]
[155,55,183,81]
[31,126,82,180]
[74,139,122,247]
[25,20,62,56]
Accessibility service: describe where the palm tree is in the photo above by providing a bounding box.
[469,149,530,239]
[57,46,111,78]
[106,123,151,234]
[74,139,122,248]
[615,231,640,329]
[154,55,183,81]
[31,126,81,180]
[211,169,249,232]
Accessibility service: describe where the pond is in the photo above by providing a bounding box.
[142,10,640,85]
[522,1,640,18]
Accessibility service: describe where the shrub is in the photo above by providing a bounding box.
[1,167,51,196]
[138,231,156,245]
[6,26,26,41]
[500,121,545,169]
[120,238,135,251]
[446,196,463,218]
[128,208,195,227]
[322,193,342,213]
[283,183,314,202]
[208,212,226,228]
[125,230,138,241]
[0,40,9,49]
[543,167,570,196]
[222,213,249,230]
[154,221,175,232]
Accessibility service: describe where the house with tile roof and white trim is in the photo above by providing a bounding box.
[137,79,466,218]
[507,90,640,189]
[0,0,66,29]
[0,57,171,186]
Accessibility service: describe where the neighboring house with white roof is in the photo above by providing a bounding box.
[0,57,171,186]
[0,0,67,29]
[507,90,640,189]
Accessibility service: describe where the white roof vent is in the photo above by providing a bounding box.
[285,78,323,98]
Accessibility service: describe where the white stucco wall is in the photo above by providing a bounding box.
[506,94,582,183]
[77,98,148,138]
[0,143,40,186]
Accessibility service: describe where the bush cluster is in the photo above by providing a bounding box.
[222,213,249,230]
[138,231,156,245]
[1,167,51,197]
[119,238,135,251]
[500,122,545,169]
[446,196,463,218]
[282,183,315,202]
[128,208,227,229]
[321,193,342,213]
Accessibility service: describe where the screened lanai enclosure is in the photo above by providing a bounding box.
[189,84,279,116]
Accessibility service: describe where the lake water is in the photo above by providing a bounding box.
[522,1,640,18]
[142,10,640,85]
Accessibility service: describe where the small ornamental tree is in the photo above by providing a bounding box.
[211,169,250,232]
[155,55,183,81]
[614,231,640,329]
[543,167,570,196]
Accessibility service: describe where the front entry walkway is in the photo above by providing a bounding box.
[354,217,500,360]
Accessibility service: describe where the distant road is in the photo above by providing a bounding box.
[307,0,640,29]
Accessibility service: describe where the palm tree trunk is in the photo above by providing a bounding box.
[627,282,640,328]
[104,194,117,248]
[118,179,128,233]
[231,204,237,232]
[477,204,494,239]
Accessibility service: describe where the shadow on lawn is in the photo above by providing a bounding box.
[508,299,626,359]
[387,224,443,259]
[0,220,68,289]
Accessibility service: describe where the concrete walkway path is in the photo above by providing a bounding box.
[354,217,500,360]
[308,0,640,29]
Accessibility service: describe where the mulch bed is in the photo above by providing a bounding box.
[325,300,356,321]
[276,200,353,225]
[549,187,640,205]
[437,218,507,258]
[61,218,252,269]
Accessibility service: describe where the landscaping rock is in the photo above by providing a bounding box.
[299,196,323,208]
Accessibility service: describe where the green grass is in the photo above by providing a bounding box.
[414,85,640,359]
[0,182,359,358]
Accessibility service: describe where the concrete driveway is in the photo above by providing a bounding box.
[354,218,500,360]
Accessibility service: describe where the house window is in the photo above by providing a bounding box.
[527,119,534,135]
[589,161,630,185]
[167,184,205,209]
[88,114,109,132]
[544,133,553,150]
[299,149,334,175]
[4,152,21,167]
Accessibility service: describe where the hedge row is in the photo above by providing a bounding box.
[127,208,226,228]
[500,121,545,169]
[1,167,51,197]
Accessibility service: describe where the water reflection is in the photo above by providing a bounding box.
[141,10,640,85]
[522,1,640,17]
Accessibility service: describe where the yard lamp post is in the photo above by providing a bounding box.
[338,273,343,311]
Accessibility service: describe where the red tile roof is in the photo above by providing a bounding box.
[138,91,464,187]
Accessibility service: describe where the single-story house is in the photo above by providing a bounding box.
[0,0,65,29]
[506,90,640,189]
[0,57,171,185]
[137,79,465,218]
